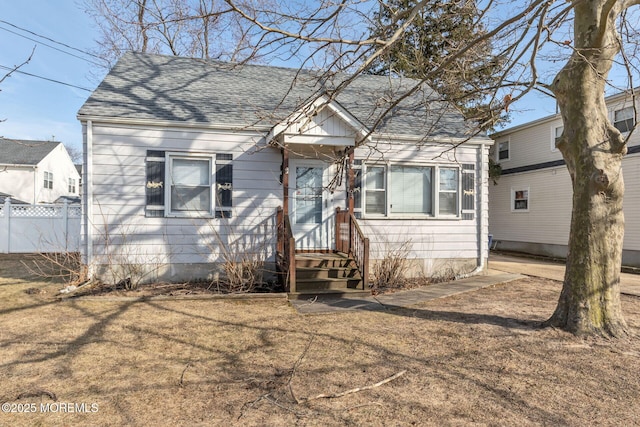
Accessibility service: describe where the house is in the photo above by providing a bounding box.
[0,138,81,204]
[77,52,491,290]
[489,90,640,267]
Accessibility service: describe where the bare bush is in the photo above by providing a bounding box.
[370,240,411,292]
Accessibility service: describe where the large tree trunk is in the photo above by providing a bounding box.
[547,1,629,336]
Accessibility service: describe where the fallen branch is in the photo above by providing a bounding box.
[298,370,407,403]
[179,363,192,387]
[288,333,316,404]
[16,389,57,401]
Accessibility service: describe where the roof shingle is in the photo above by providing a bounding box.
[79,52,476,138]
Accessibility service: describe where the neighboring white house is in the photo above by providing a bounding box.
[0,138,81,204]
[78,52,491,289]
[489,90,640,266]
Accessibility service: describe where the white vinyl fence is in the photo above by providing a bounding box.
[0,200,81,253]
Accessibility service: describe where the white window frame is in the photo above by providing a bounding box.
[165,152,214,217]
[496,139,510,162]
[43,171,53,189]
[68,178,76,194]
[360,162,461,219]
[551,125,563,152]
[613,106,635,133]
[511,187,530,212]
[362,163,387,216]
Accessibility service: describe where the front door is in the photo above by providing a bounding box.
[290,161,329,250]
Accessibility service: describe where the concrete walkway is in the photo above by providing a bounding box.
[290,270,523,315]
[489,253,640,297]
[290,253,640,314]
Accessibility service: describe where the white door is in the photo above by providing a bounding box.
[290,161,330,250]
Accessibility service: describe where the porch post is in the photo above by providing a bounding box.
[348,150,355,215]
[282,146,289,215]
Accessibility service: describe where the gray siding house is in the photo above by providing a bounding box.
[78,52,491,290]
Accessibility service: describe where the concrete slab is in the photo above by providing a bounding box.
[489,253,640,297]
[290,271,524,314]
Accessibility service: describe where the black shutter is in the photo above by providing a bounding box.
[215,153,233,218]
[146,150,165,217]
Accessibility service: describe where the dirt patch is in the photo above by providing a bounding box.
[0,255,639,426]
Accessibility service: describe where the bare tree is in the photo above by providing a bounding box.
[83,0,266,68]
[1,48,35,127]
[83,0,640,336]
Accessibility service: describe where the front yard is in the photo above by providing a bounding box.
[1,254,639,426]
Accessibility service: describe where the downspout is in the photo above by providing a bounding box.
[85,120,94,277]
[456,142,486,279]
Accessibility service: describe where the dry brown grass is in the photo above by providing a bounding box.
[0,254,639,426]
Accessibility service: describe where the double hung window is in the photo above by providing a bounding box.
[145,151,233,218]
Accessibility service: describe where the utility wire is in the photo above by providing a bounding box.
[0,64,92,92]
[0,19,104,62]
[0,25,105,67]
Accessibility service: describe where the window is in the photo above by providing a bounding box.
[357,162,462,218]
[512,188,529,211]
[169,156,212,213]
[145,151,233,218]
[553,126,563,151]
[43,171,53,189]
[497,140,509,161]
[390,165,432,215]
[614,107,635,133]
[439,168,458,215]
[351,160,362,218]
[364,165,386,215]
[68,178,76,194]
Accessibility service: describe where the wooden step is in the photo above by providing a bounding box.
[295,253,355,268]
[295,277,363,291]
[296,266,361,280]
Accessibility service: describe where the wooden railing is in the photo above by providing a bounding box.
[276,206,296,292]
[335,207,369,290]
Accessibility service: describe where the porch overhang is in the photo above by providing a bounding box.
[266,94,371,148]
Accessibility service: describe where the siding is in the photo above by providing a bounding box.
[355,140,489,275]
[492,100,640,171]
[489,152,640,252]
[86,123,281,280]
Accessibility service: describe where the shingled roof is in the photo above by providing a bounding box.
[0,138,60,165]
[79,52,474,139]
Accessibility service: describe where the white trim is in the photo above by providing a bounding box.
[164,152,215,218]
[78,115,270,133]
[86,120,94,276]
[551,125,563,152]
[496,138,510,162]
[511,187,530,212]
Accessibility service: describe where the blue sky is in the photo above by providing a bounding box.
[0,1,560,156]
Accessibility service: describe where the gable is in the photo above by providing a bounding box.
[268,95,371,146]
[0,138,60,165]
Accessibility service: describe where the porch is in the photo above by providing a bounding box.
[276,206,370,296]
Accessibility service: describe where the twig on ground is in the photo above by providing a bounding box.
[298,370,407,403]
[288,333,316,404]
[16,389,57,401]
[179,363,192,387]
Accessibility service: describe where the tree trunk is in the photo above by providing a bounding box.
[547,1,629,336]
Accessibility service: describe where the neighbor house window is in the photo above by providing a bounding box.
[68,178,76,194]
[145,151,233,218]
[359,162,462,218]
[614,106,635,133]
[553,126,563,151]
[512,188,529,211]
[497,139,509,161]
[43,171,53,189]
